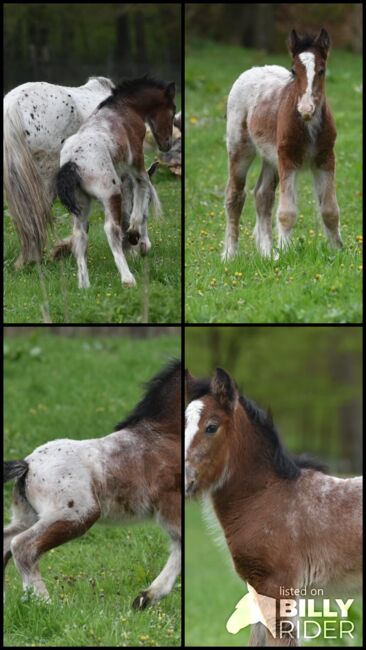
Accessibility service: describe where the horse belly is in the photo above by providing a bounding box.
[247,110,278,166]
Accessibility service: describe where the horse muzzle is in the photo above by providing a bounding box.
[185,466,198,497]
[158,138,173,153]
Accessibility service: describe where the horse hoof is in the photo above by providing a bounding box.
[132,590,151,610]
[122,277,136,288]
[140,242,149,256]
[127,230,140,246]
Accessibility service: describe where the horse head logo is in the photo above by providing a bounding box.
[226,583,277,638]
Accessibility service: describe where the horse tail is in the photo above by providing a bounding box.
[3,98,52,265]
[3,460,29,483]
[56,161,83,216]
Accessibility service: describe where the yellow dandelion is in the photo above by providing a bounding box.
[315,274,321,281]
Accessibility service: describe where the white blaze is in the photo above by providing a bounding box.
[298,52,316,116]
[185,399,203,459]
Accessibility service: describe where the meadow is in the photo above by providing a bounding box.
[4,331,181,646]
[4,150,181,324]
[185,40,362,323]
[185,501,363,647]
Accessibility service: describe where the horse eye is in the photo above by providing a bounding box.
[291,68,296,76]
[318,69,325,76]
[205,423,219,435]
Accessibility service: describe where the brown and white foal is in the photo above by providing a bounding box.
[56,76,176,288]
[4,359,181,608]
[223,28,342,259]
[185,368,362,646]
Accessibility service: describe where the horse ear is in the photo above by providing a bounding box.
[316,28,331,57]
[211,368,238,410]
[185,369,196,402]
[165,82,176,100]
[287,29,299,54]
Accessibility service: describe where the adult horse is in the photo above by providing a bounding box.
[223,28,342,260]
[185,367,362,646]
[4,359,181,608]
[4,77,114,267]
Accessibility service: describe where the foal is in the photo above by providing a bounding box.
[185,368,362,646]
[4,77,114,267]
[223,28,342,259]
[56,76,176,288]
[4,359,181,608]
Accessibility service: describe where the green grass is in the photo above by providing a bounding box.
[4,152,181,324]
[4,332,181,646]
[185,501,362,647]
[185,40,362,323]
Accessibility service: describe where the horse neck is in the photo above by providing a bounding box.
[211,406,280,526]
[123,89,164,120]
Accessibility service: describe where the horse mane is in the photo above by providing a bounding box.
[97,75,167,110]
[239,394,327,478]
[187,378,327,479]
[115,358,181,431]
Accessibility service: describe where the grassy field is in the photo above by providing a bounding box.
[185,40,362,323]
[4,150,181,324]
[4,331,181,647]
[185,501,363,647]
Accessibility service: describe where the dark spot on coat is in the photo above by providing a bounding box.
[112,179,116,184]
[30,113,35,119]
[25,130,30,136]
[68,500,74,508]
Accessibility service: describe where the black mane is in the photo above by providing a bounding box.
[187,378,327,479]
[115,358,181,431]
[98,75,167,110]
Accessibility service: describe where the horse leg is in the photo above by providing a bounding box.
[277,161,297,249]
[132,493,181,609]
[254,162,279,256]
[10,510,100,601]
[139,213,151,256]
[247,581,299,647]
[4,491,38,599]
[127,171,150,245]
[103,193,136,287]
[223,134,256,261]
[66,193,91,289]
[249,623,268,646]
[312,164,342,248]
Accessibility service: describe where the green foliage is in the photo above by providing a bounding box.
[4,156,181,324]
[185,40,362,323]
[185,326,362,469]
[4,332,181,646]
[4,4,181,82]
